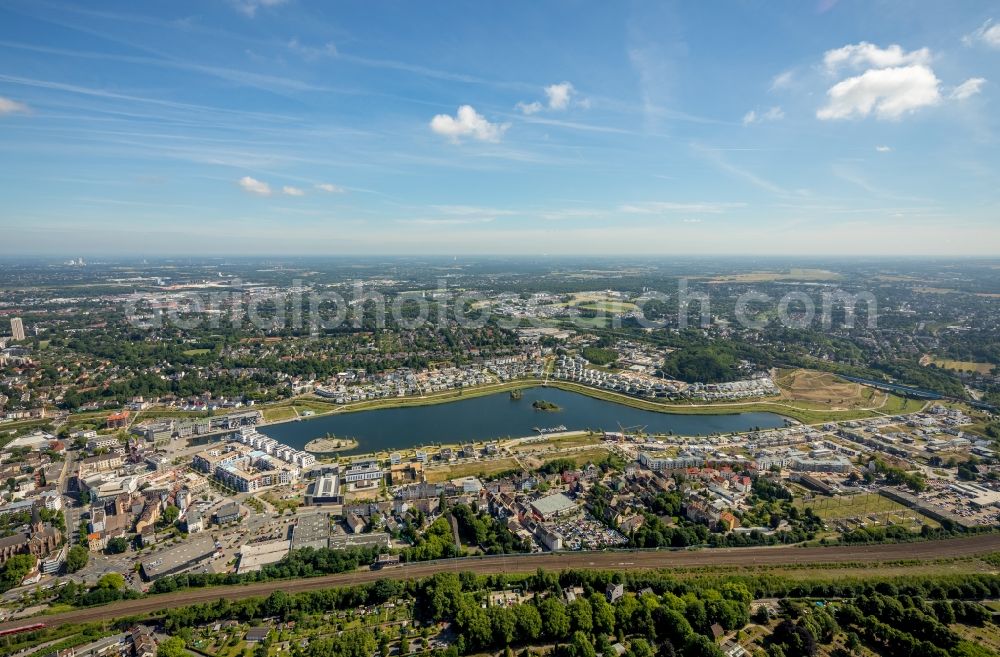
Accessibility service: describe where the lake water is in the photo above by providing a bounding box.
[258,386,787,457]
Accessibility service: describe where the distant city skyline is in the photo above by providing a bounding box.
[1,1,999,255]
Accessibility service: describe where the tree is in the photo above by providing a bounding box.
[682,635,725,657]
[422,572,463,619]
[162,505,180,525]
[157,637,186,657]
[539,598,571,639]
[65,545,89,573]
[97,572,126,590]
[490,606,517,646]
[0,554,35,592]
[514,603,543,642]
[591,595,616,635]
[106,536,130,554]
[629,638,655,657]
[571,631,597,657]
[568,597,594,634]
[456,598,493,650]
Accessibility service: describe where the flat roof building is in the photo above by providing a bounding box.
[291,512,331,550]
[305,474,342,505]
[530,493,578,519]
[139,535,217,581]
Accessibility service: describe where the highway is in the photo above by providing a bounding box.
[2,534,999,632]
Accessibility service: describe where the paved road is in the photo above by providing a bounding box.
[3,534,999,632]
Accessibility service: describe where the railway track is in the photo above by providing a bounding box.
[3,534,999,632]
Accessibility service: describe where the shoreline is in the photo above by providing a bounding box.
[261,378,802,429]
[248,376,921,452]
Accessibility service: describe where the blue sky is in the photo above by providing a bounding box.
[0,0,998,256]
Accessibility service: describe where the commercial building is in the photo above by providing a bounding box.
[237,539,290,574]
[530,493,578,520]
[305,474,342,505]
[139,535,217,581]
[214,502,241,525]
[290,512,331,550]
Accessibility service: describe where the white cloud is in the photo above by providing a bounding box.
[238,176,272,196]
[0,96,29,115]
[282,185,305,196]
[230,0,289,17]
[515,101,543,115]
[517,81,580,114]
[817,65,941,120]
[288,38,337,60]
[951,77,986,100]
[397,217,495,226]
[430,105,508,143]
[875,145,892,152]
[544,82,575,110]
[742,106,785,126]
[431,205,515,217]
[315,183,345,193]
[619,201,746,214]
[963,19,1000,49]
[823,42,931,73]
[770,70,794,90]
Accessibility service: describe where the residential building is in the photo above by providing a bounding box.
[10,317,24,341]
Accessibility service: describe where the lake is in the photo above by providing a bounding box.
[258,386,787,457]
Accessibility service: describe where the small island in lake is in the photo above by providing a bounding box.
[304,435,360,453]
[510,389,523,400]
[532,399,560,411]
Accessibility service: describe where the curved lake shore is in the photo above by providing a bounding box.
[259,386,786,457]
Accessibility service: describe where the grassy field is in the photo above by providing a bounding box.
[952,621,1000,654]
[705,268,841,283]
[574,301,637,313]
[424,457,519,483]
[562,292,638,315]
[775,368,879,409]
[921,355,995,375]
[262,406,299,423]
[553,446,612,467]
[509,432,602,453]
[182,348,211,356]
[877,394,927,415]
